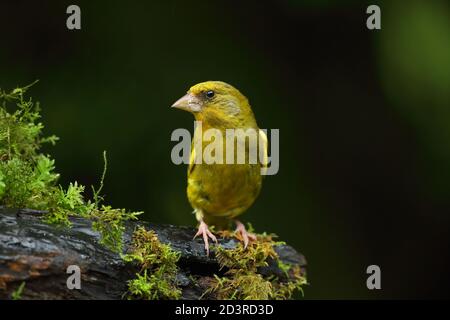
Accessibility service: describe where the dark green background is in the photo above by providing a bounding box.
[1,0,449,299]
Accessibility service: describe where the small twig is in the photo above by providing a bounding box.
[91,150,108,208]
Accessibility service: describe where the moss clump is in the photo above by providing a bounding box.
[0,83,142,253]
[123,226,182,300]
[11,281,26,300]
[204,229,307,300]
[271,264,306,299]
[0,82,59,209]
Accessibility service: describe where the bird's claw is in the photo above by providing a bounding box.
[194,221,218,256]
[235,220,257,249]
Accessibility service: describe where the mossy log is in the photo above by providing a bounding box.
[0,207,306,300]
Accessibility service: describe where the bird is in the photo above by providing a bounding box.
[171,81,268,255]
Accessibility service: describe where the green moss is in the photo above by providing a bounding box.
[0,169,5,197]
[11,281,26,300]
[1,83,62,211]
[270,265,307,299]
[91,205,141,253]
[204,229,307,300]
[0,83,141,253]
[123,226,182,300]
[41,182,93,227]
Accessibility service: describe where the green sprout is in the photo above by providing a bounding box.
[11,282,26,300]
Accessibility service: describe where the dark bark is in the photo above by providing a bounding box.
[0,207,306,300]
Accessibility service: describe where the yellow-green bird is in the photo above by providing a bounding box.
[171,81,268,255]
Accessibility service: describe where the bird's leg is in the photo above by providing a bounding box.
[234,220,257,249]
[193,219,218,256]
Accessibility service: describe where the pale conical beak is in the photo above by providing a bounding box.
[171,93,202,112]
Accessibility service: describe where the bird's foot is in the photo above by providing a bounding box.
[235,220,257,249]
[193,221,218,256]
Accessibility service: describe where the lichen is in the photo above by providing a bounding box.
[123,226,182,300]
[203,228,307,300]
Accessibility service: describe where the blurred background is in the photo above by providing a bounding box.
[1,0,449,299]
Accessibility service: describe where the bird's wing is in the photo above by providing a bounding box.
[188,139,196,175]
[259,129,268,175]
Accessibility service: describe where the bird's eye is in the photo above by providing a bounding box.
[206,90,215,98]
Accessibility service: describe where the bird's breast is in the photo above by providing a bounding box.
[187,123,263,217]
[187,162,262,217]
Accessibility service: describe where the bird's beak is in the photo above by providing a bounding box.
[171,93,202,112]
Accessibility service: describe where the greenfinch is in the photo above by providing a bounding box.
[172,81,267,255]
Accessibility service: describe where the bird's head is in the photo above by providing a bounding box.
[171,81,256,127]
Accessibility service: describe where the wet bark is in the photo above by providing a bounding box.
[0,207,306,300]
